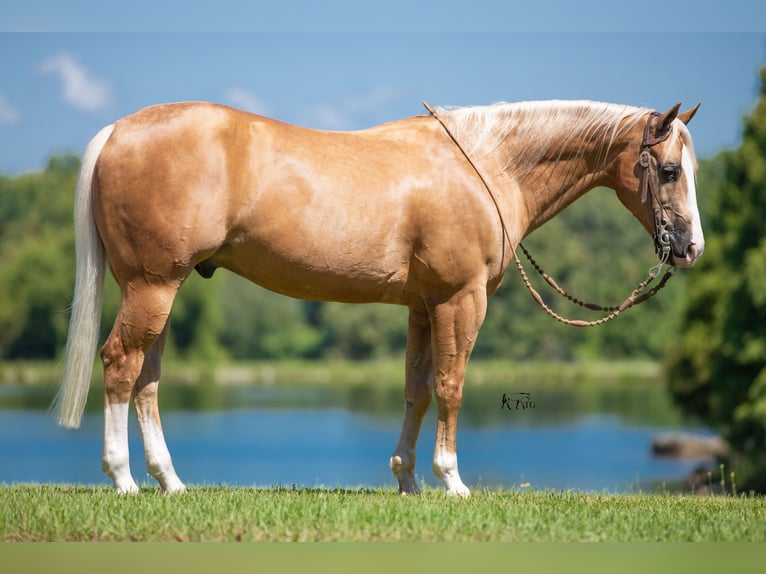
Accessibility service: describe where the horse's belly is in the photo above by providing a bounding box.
[210,238,412,305]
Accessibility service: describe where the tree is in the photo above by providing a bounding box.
[218,273,322,360]
[0,157,79,358]
[319,302,407,360]
[667,66,766,489]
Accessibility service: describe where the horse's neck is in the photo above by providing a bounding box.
[513,153,610,234]
[490,121,628,236]
[437,101,645,239]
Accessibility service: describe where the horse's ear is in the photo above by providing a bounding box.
[678,102,701,125]
[656,103,682,136]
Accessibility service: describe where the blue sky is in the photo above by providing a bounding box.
[1,3,765,174]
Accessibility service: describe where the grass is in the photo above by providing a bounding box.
[1,485,764,542]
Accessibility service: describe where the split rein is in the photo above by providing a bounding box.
[423,102,674,328]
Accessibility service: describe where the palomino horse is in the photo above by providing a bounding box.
[53,99,703,496]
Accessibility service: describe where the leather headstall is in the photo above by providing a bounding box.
[638,112,673,265]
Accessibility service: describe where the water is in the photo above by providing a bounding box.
[0,383,714,492]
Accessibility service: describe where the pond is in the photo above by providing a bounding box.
[0,381,715,492]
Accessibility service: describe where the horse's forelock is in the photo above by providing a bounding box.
[674,121,698,168]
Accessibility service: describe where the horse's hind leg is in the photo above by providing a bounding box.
[101,282,177,493]
[390,306,433,494]
[133,321,186,493]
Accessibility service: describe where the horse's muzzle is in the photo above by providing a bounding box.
[671,241,703,268]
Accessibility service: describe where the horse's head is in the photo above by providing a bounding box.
[612,103,704,268]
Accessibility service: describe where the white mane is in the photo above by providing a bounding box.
[436,100,651,179]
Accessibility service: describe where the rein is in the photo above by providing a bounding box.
[424,101,674,328]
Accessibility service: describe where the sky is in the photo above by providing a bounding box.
[0,3,765,174]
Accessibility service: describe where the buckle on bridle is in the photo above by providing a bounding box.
[651,205,672,275]
[639,149,651,168]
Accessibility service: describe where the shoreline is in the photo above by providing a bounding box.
[0,358,663,388]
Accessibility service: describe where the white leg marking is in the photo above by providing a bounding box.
[138,416,186,493]
[102,402,139,493]
[433,450,470,497]
[682,145,704,257]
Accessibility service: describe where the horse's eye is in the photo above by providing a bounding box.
[660,164,680,183]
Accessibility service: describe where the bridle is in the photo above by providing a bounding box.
[639,111,673,271]
[424,102,675,328]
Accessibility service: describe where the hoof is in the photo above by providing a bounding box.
[398,484,421,495]
[390,454,420,494]
[162,481,187,495]
[114,479,140,494]
[446,485,471,498]
[156,471,187,494]
[433,451,470,497]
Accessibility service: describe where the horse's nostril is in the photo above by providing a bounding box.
[685,242,704,263]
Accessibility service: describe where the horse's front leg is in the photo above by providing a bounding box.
[428,285,487,497]
[390,305,433,494]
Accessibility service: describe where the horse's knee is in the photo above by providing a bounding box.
[434,376,463,414]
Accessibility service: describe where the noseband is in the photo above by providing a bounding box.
[639,111,673,268]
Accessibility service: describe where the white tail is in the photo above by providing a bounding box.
[52,124,114,429]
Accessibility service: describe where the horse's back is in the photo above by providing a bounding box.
[92,102,497,304]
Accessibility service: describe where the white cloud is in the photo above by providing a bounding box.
[39,53,112,112]
[224,88,271,116]
[310,85,401,129]
[0,93,20,125]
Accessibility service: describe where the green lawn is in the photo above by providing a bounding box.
[1,485,763,542]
